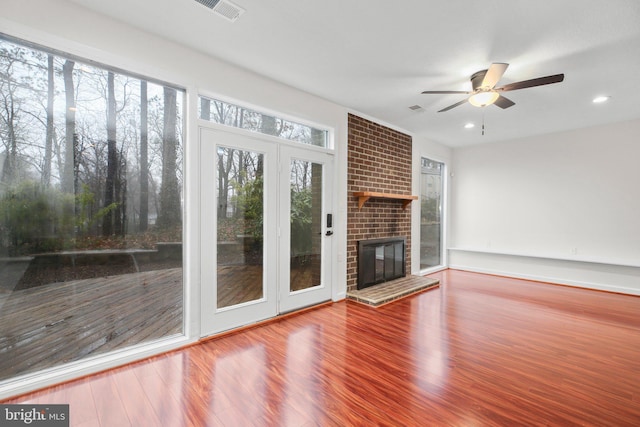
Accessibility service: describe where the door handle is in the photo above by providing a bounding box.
[325,231,333,236]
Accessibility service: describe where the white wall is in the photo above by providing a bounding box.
[0,0,349,398]
[450,119,640,294]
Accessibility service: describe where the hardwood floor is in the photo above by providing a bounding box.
[4,269,640,426]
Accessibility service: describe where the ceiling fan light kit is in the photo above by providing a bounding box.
[421,62,564,112]
[468,91,499,107]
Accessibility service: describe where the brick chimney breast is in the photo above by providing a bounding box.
[347,114,412,293]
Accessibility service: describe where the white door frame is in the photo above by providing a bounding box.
[278,144,334,313]
[200,127,334,336]
[200,128,279,335]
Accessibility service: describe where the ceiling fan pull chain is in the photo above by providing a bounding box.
[482,110,486,136]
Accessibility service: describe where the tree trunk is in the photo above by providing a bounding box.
[62,60,76,194]
[102,71,117,236]
[117,155,127,236]
[139,81,149,232]
[43,54,55,188]
[200,97,210,120]
[156,87,181,229]
[217,148,234,219]
[1,97,17,185]
[311,127,325,147]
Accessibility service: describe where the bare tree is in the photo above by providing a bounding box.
[139,81,149,232]
[102,71,117,236]
[217,148,234,218]
[0,46,22,186]
[42,54,54,187]
[156,86,181,229]
[61,59,76,194]
[200,96,210,120]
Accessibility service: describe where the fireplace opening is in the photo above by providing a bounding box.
[357,237,406,290]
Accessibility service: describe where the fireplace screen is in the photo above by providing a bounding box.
[357,237,406,289]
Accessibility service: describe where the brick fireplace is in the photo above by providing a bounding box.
[347,114,413,293]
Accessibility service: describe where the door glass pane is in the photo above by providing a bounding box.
[217,147,264,308]
[420,158,444,269]
[290,160,322,292]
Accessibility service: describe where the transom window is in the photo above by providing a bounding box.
[199,96,329,148]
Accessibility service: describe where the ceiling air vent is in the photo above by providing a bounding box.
[194,0,219,8]
[408,105,424,112]
[194,0,245,22]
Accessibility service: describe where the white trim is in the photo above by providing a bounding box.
[448,248,640,296]
[0,335,193,401]
[198,117,334,155]
[184,87,202,339]
[420,265,448,275]
[414,155,448,274]
[449,264,640,296]
[448,247,640,269]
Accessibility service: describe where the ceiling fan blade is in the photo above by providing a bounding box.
[422,90,470,94]
[497,74,565,92]
[493,95,515,109]
[481,63,509,89]
[438,98,468,112]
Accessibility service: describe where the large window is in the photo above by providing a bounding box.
[0,35,184,382]
[420,157,444,270]
[199,96,329,148]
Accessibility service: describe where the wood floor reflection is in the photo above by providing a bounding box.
[217,263,319,308]
[4,270,640,426]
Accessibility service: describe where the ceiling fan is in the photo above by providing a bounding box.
[421,63,564,112]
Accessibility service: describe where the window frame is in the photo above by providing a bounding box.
[198,94,333,150]
[0,32,191,399]
[419,156,447,273]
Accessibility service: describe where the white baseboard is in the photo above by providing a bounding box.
[449,263,640,296]
[0,335,192,401]
[447,248,640,296]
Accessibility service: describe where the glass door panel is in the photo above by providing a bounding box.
[420,157,444,270]
[217,146,264,308]
[279,146,333,313]
[289,159,323,293]
[201,128,277,335]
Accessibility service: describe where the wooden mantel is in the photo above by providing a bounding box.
[353,191,418,210]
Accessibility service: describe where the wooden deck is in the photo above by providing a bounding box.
[1,261,317,381]
[0,268,183,381]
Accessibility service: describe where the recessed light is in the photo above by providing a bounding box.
[593,96,610,103]
[464,123,475,129]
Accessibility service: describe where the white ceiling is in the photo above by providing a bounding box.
[69,0,640,147]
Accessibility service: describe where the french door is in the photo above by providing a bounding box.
[200,128,333,335]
